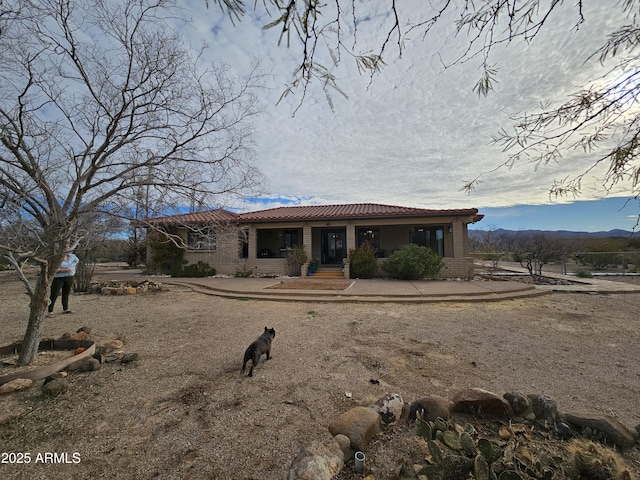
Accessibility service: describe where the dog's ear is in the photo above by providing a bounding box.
[264,326,268,331]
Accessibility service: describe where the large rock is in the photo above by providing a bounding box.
[328,406,381,451]
[563,411,636,449]
[375,393,404,426]
[66,357,101,372]
[528,394,558,425]
[41,378,69,397]
[451,388,513,417]
[287,438,344,480]
[409,395,452,421]
[503,391,533,418]
[0,378,33,394]
[333,434,353,460]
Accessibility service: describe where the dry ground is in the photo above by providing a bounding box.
[0,270,639,479]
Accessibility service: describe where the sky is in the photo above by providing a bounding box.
[181,1,639,233]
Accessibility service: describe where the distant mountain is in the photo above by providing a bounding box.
[469,228,635,239]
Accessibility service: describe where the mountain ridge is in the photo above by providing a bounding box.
[469,228,635,238]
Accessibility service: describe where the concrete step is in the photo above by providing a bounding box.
[309,269,345,279]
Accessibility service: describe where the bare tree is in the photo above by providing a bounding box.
[0,0,265,365]
[210,0,640,212]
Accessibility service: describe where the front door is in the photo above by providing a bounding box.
[321,229,347,265]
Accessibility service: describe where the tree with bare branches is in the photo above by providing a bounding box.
[211,0,640,215]
[0,0,265,365]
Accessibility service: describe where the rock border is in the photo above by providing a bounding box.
[0,338,96,386]
[288,387,640,479]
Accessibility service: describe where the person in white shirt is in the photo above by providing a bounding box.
[47,252,80,316]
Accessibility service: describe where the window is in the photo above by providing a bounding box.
[357,227,380,249]
[410,226,444,256]
[187,226,217,251]
[256,228,303,258]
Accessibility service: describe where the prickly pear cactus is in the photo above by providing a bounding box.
[411,416,542,479]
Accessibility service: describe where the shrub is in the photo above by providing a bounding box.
[174,261,216,278]
[349,241,378,279]
[574,269,593,278]
[286,245,308,276]
[382,244,444,280]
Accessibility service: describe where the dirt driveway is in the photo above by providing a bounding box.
[1,271,639,479]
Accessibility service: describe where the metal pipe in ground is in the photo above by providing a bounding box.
[354,451,365,473]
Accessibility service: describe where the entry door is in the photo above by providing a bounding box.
[321,229,346,265]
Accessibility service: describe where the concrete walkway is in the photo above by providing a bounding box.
[93,267,640,303]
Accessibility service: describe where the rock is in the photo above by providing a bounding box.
[104,353,121,363]
[451,388,513,417]
[96,340,124,356]
[68,331,88,341]
[528,394,558,425]
[555,422,572,440]
[41,378,69,397]
[375,393,404,426]
[503,391,532,417]
[107,339,124,351]
[0,378,33,394]
[333,434,353,460]
[76,326,92,334]
[328,406,381,451]
[287,438,344,480]
[120,353,139,364]
[409,395,452,421]
[563,411,636,449]
[66,357,101,372]
[92,353,105,364]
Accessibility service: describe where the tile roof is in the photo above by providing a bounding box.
[238,203,482,222]
[140,203,483,225]
[143,209,239,225]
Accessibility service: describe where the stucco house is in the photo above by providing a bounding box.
[142,203,484,279]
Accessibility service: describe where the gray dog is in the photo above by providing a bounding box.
[241,327,275,377]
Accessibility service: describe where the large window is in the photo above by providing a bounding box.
[256,228,303,258]
[410,226,444,256]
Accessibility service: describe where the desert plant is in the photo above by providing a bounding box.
[286,245,308,276]
[574,269,593,278]
[382,244,444,280]
[349,241,378,279]
[174,261,216,278]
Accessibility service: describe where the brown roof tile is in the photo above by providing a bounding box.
[238,203,481,222]
[143,209,239,225]
[140,203,483,226]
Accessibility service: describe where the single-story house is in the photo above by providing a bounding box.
[142,203,484,279]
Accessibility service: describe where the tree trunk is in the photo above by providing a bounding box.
[17,264,50,366]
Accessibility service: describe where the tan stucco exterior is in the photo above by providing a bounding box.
[151,216,478,280]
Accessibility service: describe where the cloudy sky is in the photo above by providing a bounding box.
[183,1,638,232]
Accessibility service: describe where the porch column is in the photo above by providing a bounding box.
[344,224,356,279]
[452,220,464,258]
[302,224,312,276]
[247,226,257,262]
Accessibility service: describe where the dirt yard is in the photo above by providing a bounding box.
[0,270,639,479]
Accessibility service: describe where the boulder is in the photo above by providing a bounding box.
[503,391,533,418]
[333,434,353,460]
[375,393,404,426]
[328,406,380,451]
[563,411,636,449]
[528,394,558,425]
[287,438,344,480]
[452,388,513,417]
[66,357,101,373]
[41,378,69,397]
[409,395,452,421]
[0,378,33,394]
